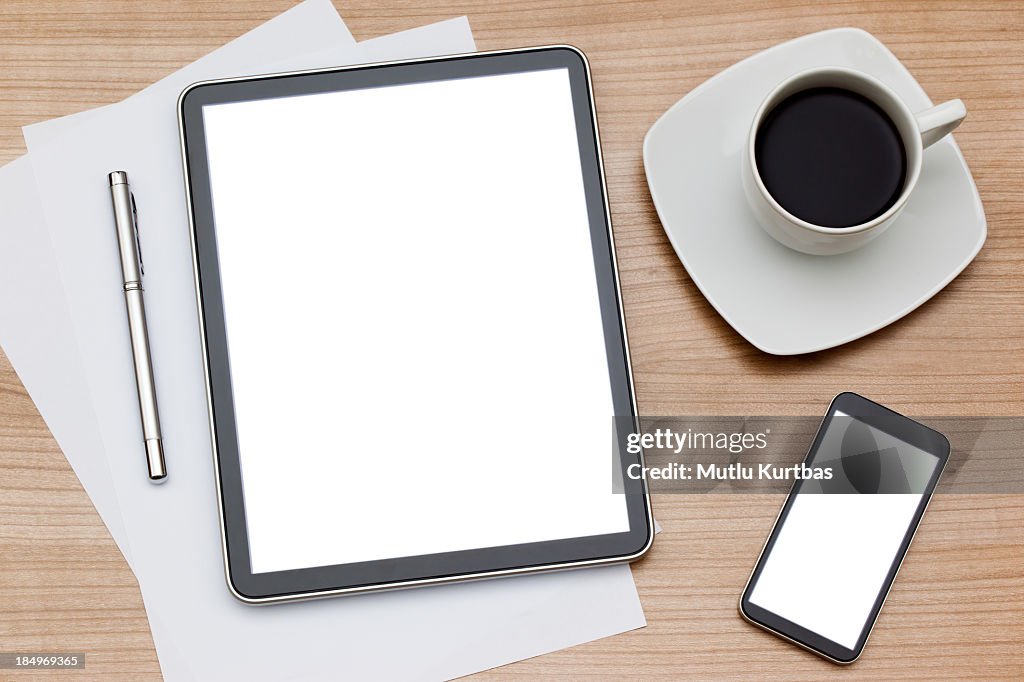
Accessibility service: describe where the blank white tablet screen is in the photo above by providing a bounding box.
[201,68,630,574]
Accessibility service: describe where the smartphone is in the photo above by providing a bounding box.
[739,392,950,664]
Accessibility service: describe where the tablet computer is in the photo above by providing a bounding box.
[178,46,653,604]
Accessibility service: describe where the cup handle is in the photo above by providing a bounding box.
[916,99,966,149]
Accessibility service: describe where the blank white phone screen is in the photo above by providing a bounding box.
[201,68,630,574]
[747,411,939,649]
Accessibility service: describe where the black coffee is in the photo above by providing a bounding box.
[754,87,907,228]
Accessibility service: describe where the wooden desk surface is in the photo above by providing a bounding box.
[1,1,1021,679]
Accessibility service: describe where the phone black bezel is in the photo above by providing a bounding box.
[178,46,653,602]
[739,392,949,663]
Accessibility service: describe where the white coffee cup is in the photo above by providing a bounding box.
[742,67,966,255]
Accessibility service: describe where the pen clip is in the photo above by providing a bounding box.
[131,192,144,276]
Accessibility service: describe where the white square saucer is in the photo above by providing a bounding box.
[643,28,986,355]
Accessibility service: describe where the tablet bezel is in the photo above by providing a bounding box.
[178,46,652,604]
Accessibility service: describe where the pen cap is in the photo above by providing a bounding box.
[109,173,143,285]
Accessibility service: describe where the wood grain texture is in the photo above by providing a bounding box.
[0,1,1021,679]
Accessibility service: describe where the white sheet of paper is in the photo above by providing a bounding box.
[16,16,485,674]
[2,23,479,679]
[10,6,645,682]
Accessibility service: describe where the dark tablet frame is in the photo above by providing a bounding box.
[178,46,653,604]
[739,392,949,663]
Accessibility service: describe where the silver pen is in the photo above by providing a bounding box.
[108,171,167,483]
